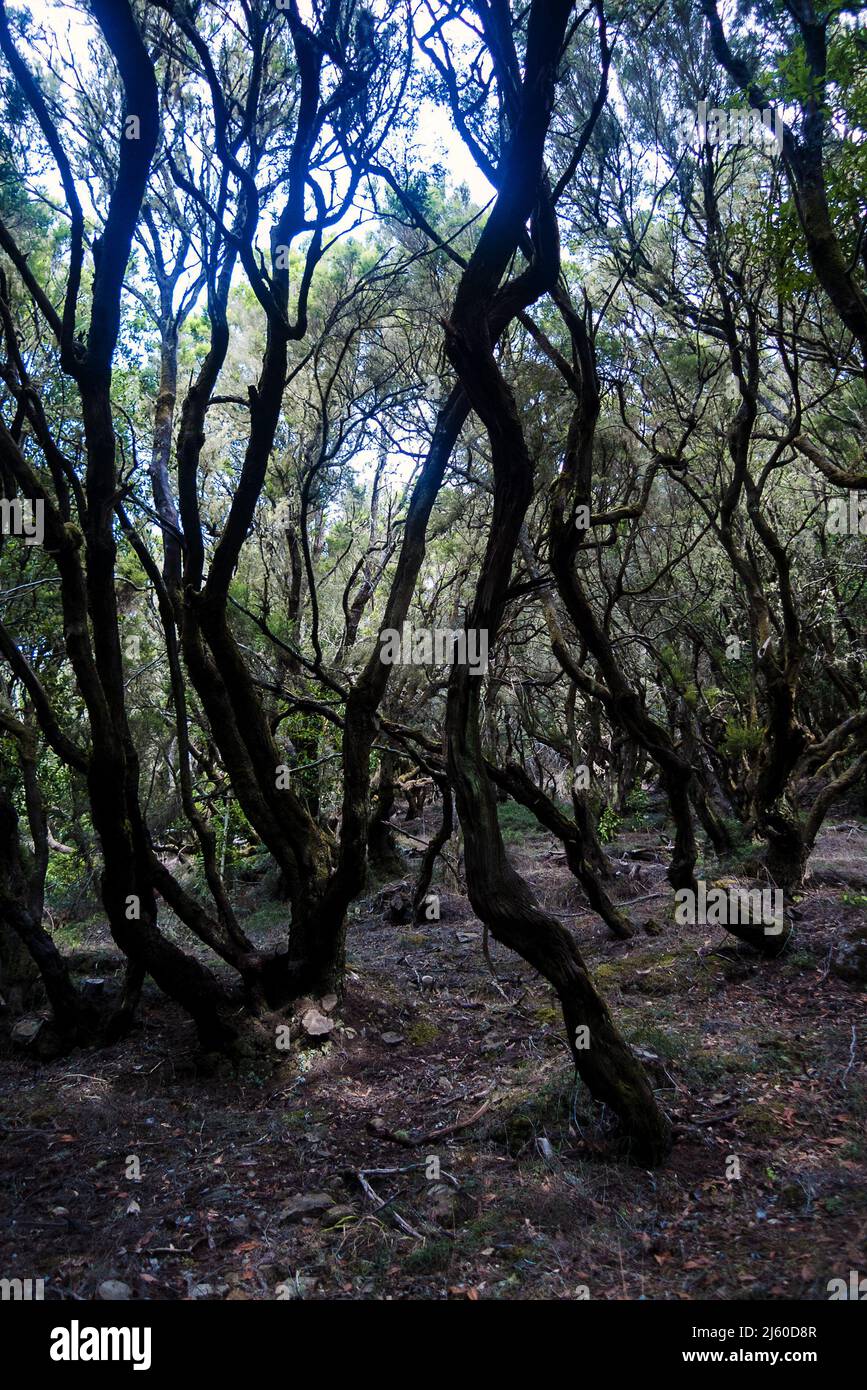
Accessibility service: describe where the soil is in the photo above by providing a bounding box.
[1,817,865,1301]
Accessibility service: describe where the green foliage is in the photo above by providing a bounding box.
[841,892,867,909]
[497,800,543,842]
[404,1240,453,1274]
[723,719,766,756]
[624,785,651,827]
[597,804,621,844]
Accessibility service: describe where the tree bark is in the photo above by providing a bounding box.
[440,0,671,1162]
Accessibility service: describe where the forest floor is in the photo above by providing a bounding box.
[1,815,866,1301]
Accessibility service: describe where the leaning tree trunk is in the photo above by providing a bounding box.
[519,276,699,894]
[439,0,671,1163]
[445,498,670,1159]
[486,761,632,940]
[571,787,615,879]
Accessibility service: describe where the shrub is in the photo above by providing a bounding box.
[598,804,621,843]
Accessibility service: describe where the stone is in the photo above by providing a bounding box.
[380,1031,404,1046]
[424,1182,460,1225]
[832,929,867,983]
[10,1015,46,1046]
[9,1014,62,1059]
[301,1007,335,1037]
[97,1280,132,1301]
[276,1275,317,1299]
[322,1205,356,1225]
[278,1192,336,1222]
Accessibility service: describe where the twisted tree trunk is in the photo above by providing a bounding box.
[440,0,671,1163]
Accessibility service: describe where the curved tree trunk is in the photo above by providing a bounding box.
[439,0,670,1163]
[487,760,632,940]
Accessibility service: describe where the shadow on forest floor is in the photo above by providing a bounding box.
[1,819,866,1300]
